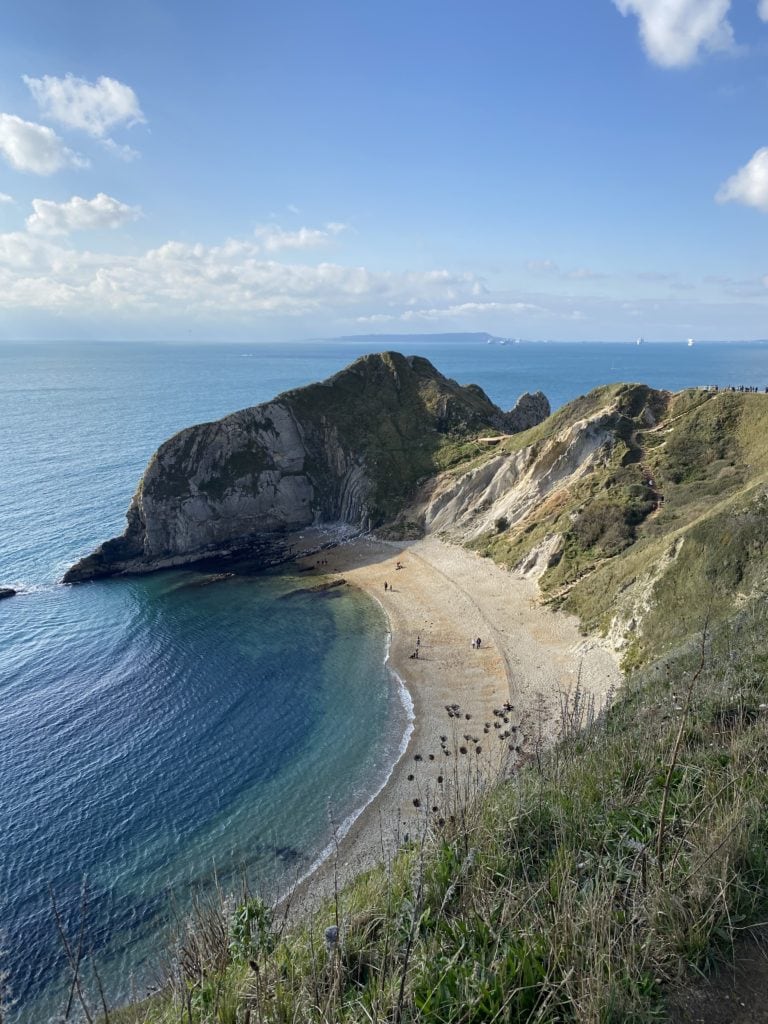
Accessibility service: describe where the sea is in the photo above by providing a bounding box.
[3,336,768,1020]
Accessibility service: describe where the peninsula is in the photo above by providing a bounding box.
[64,352,549,582]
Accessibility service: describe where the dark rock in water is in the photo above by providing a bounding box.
[273,844,304,864]
[185,572,235,588]
[0,587,16,600]
[306,578,346,594]
[282,578,347,599]
[63,351,550,583]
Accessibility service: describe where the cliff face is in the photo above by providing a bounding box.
[64,352,550,581]
[414,383,768,662]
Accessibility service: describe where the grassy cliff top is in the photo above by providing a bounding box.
[468,385,768,663]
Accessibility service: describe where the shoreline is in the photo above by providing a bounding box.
[282,535,621,918]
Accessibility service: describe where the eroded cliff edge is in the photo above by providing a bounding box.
[64,352,549,582]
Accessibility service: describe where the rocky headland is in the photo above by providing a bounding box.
[63,352,549,582]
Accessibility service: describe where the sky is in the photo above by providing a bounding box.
[1,0,768,342]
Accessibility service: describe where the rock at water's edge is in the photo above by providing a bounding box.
[0,587,17,600]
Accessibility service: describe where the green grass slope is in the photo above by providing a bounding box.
[471,387,768,664]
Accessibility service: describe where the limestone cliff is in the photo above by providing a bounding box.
[413,382,768,661]
[64,352,550,581]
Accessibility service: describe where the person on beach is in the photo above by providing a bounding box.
[476,637,482,649]
[471,638,476,649]
[384,581,388,591]
[416,636,420,647]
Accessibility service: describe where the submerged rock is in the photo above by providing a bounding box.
[282,578,347,598]
[0,587,16,600]
[64,352,549,582]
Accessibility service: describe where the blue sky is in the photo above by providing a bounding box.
[1,0,768,341]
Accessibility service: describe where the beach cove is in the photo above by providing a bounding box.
[288,534,621,911]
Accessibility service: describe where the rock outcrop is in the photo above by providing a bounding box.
[0,587,16,600]
[64,352,550,582]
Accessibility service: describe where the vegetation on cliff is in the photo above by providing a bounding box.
[63,352,549,581]
[464,386,768,665]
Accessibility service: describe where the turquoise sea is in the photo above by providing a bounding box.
[4,337,768,1020]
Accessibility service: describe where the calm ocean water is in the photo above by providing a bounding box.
[3,337,768,1019]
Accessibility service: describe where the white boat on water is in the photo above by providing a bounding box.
[636,336,644,346]
[688,338,695,347]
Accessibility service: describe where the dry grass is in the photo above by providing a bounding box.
[96,599,768,1023]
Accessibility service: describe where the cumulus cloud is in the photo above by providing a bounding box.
[26,193,142,235]
[759,0,768,20]
[613,0,734,67]
[716,147,768,212]
[0,113,88,174]
[23,73,145,138]
[254,222,348,251]
[0,228,484,319]
[0,193,13,204]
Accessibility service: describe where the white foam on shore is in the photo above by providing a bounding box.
[282,615,415,903]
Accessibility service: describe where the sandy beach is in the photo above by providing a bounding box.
[285,535,620,916]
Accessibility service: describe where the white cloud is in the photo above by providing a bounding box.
[100,138,140,162]
[0,193,13,204]
[759,0,768,20]
[23,73,145,138]
[26,193,142,235]
[0,113,88,174]
[0,228,484,319]
[716,147,768,212]
[526,258,607,281]
[613,0,734,67]
[254,222,348,251]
